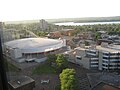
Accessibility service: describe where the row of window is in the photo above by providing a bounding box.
[86,50,97,54]
[102,64,120,67]
[103,56,119,59]
[90,60,98,63]
[86,54,98,58]
[90,63,98,65]
[103,60,120,63]
[103,52,120,56]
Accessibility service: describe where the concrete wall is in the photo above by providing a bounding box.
[80,57,90,69]
[62,39,66,47]
[76,49,90,69]
[35,57,47,63]
[9,49,15,59]
[14,49,22,59]
[98,51,103,70]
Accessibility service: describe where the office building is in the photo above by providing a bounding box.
[67,44,120,71]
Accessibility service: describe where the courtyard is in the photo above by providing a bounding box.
[6,55,99,90]
[20,62,98,90]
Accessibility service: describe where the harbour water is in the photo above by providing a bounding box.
[55,21,120,26]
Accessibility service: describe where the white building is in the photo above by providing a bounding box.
[4,38,66,63]
[67,44,120,71]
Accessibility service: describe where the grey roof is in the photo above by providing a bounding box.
[5,38,63,53]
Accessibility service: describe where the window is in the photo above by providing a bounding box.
[90,63,98,65]
[103,56,109,59]
[76,55,82,60]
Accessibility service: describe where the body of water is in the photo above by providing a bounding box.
[54,21,120,26]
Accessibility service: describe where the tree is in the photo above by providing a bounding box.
[60,68,78,90]
[47,54,68,73]
[56,54,68,72]
[94,32,101,41]
[84,41,89,46]
[47,54,57,65]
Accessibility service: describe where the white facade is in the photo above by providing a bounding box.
[4,38,65,62]
[73,45,120,71]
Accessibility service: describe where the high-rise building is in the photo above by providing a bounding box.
[39,19,48,30]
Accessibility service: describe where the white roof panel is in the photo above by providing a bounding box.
[5,38,63,53]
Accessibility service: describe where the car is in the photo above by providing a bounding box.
[41,80,50,84]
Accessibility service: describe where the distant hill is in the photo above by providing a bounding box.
[5,16,120,24]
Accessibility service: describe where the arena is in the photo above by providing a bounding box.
[4,38,66,63]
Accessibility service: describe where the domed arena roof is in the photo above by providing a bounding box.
[5,38,64,53]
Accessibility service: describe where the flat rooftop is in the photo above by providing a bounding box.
[76,45,120,53]
[96,45,120,53]
[8,76,35,89]
[87,73,120,89]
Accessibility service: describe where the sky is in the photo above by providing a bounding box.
[0,0,120,21]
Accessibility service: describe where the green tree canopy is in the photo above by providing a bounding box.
[60,68,78,90]
[47,54,68,73]
[94,32,101,41]
[56,54,68,72]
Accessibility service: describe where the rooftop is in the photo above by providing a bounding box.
[87,73,120,89]
[4,38,64,53]
[8,76,35,89]
[5,38,62,49]
[76,45,120,53]
[91,82,120,90]
[96,45,120,53]
[61,29,74,31]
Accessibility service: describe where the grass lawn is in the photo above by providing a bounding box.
[33,63,57,74]
[7,62,20,72]
[55,85,61,90]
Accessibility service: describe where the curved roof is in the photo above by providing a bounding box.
[5,38,64,53]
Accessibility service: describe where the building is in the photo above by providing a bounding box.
[39,19,49,30]
[66,44,120,71]
[97,39,113,45]
[4,38,66,63]
[48,29,76,38]
[88,73,120,90]
[60,29,76,36]
[49,31,62,38]
[91,82,120,90]
[8,76,35,90]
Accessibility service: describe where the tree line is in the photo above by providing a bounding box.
[4,23,120,37]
